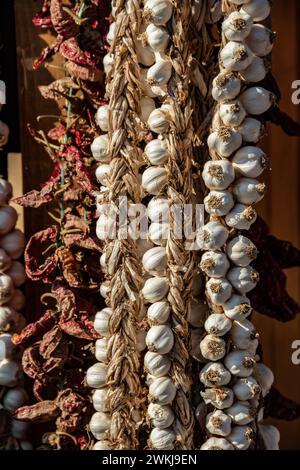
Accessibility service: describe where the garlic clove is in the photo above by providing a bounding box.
[238,117,264,143]
[149,222,169,246]
[212,72,241,103]
[95,105,109,132]
[144,351,171,377]
[241,0,271,22]
[224,350,256,377]
[86,362,107,389]
[206,409,232,437]
[93,308,112,337]
[147,403,174,429]
[200,334,227,361]
[222,11,253,42]
[204,190,234,216]
[142,166,168,195]
[148,107,170,134]
[239,87,274,115]
[140,96,156,122]
[144,0,173,26]
[197,221,229,251]
[232,177,266,205]
[225,203,257,230]
[233,376,261,401]
[149,427,176,450]
[227,265,259,294]
[201,387,234,409]
[252,362,274,397]
[147,300,171,324]
[149,376,177,405]
[219,100,246,127]
[227,425,253,450]
[92,388,108,412]
[200,362,231,388]
[201,437,234,450]
[200,251,230,278]
[145,325,174,354]
[232,146,268,178]
[220,41,253,72]
[206,278,232,305]
[145,138,169,165]
[246,24,274,57]
[208,127,242,158]
[230,319,258,350]
[202,160,235,190]
[223,294,252,321]
[204,313,232,337]
[226,235,258,267]
[145,23,170,52]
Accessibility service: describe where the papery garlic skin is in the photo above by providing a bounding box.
[147,403,174,429]
[142,277,169,303]
[202,160,235,190]
[201,387,234,409]
[86,363,107,389]
[233,376,261,401]
[238,117,264,143]
[222,11,253,42]
[144,0,173,26]
[232,146,267,178]
[225,203,257,230]
[219,100,246,127]
[227,265,259,294]
[206,277,232,305]
[200,362,231,388]
[258,424,280,450]
[200,334,226,361]
[145,139,169,166]
[230,319,258,350]
[146,24,170,52]
[252,363,274,397]
[212,72,241,102]
[240,87,274,115]
[200,251,230,278]
[220,41,253,72]
[89,412,111,440]
[227,401,255,425]
[147,301,171,324]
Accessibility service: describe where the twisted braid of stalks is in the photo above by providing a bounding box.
[198,0,278,451]
[103,0,145,450]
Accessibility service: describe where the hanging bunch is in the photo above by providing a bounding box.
[198,0,279,450]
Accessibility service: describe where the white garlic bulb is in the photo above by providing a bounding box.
[240,87,274,115]
[93,308,112,337]
[0,306,24,332]
[6,261,25,287]
[233,376,261,401]
[225,203,257,230]
[103,52,114,75]
[145,24,170,52]
[144,351,171,377]
[258,424,280,450]
[241,0,271,22]
[200,251,230,278]
[206,410,232,437]
[99,282,110,299]
[147,196,169,222]
[0,248,11,272]
[232,177,266,205]
[219,100,246,127]
[204,313,232,337]
[227,265,259,294]
[95,164,110,186]
[188,299,208,327]
[147,403,174,429]
[142,277,169,303]
[3,387,28,411]
[145,139,169,165]
[202,160,235,190]
[201,437,234,450]
[147,60,172,87]
[93,440,112,450]
[142,166,168,195]
[204,190,234,216]
[238,117,264,143]
[0,206,18,235]
[230,319,258,350]
[227,401,254,425]
[222,11,253,42]
[197,221,229,251]
[232,146,267,178]
[140,96,156,122]
[0,333,16,358]
[149,427,176,450]
[206,278,232,305]
[226,235,258,267]
[146,325,174,354]
[0,230,25,260]
[89,412,111,440]
[0,178,12,205]
[140,68,157,97]
[0,273,13,305]
[246,25,274,57]
[207,127,242,158]
[148,107,170,134]
[200,334,226,361]
[92,388,108,412]
[228,425,253,450]
[224,351,255,377]
[106,21,115,45]
[95,338,108,363]
[200,362,231,388]
[144,0,173,25]
[95,105,109,132]
[143,247,166,274]
[86,363,107,389]
[223,295,252,321]
[96,214,116,240]
[149,222,169,246]
[201,387,234,409]
[252,363,274,397]
[149,376,177,405]
[0,358,22,386]
[147,301,171,324]
[136,40,155,66]
[212,72,241,102]
[239,55,268,83]
[220,41,253,72]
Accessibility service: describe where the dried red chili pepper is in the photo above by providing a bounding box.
[50,0,80,38]
[13,310,56,346]
[14,401,59,423]
[33,0,52,29]
[24,227,58,282]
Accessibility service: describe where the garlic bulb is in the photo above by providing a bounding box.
[225,203,257,230]
[99,282,110,299]
[93,441,112,450]
[0,230,26,259]
[143,247,167,274]
[148,108,170,134]
[219,100,246,127]
[3,387,28,411]
[86,363,107,388]
[0,306,25,332]
[228,425,253,450]
[224,351,255,377]
[147,403,174,429]
[142,166,168,195]
[149,376,177,405]
[147,60,172,87]
[89,412,111,440]
[200,362,231,387]
[233,376,261,401]
[149,222,169,246]
[106,21,115,45]
[95,164,110,187]
[204,190,234,216]
[188,299,208,327]
[232,146,267,178]
[202,160,235,190]
[222,11,253,42]
[212,72,241,102]
[144,0,173,25]
[10,420,29,440]
[91,135,109,162]
[200,334,226,361]
[206,278,232,305]
[238,117,264,143]
[230,319,258,350]
[144,351,171,377]
[95,105,109,132]
[228,0,251,4]
[197,221,229,251]
[0,206,18,235]
[92,388,108,413]
[252,363,274,397]
[93,308,112,337]
[0,333,16,358]
[232,177,266,204]
[239,55,268,84]
[207,127,242,158]
[206,410,232,437]
[200,251,230,278]
[241,0,271,22]
[147,301,170,324]
[95,338,108,363]
[145,139,169,165]
[147,196,169,222]
[0,178,12,205]
[145,24,170,52]
[149,427,176,450]
[258,424,280,450]
[240,87,274,115]
[0,358,22,386]
[220,41,253,72]
[246,25,274,57]
[146,325,174,354]
[103,52,114,75]
[226,235,258,267]
[227,265,259,294]
[201,387,234,409]
[140,68,157,97]
[142,277,169,303]
[0,273,13,305]
[201,437,234,450]
[6,261,25,287]
[223,295,252,321]
[227,401,254,425]
[204,313,232,337]
[136,40,155,66]
[0,248,11,272]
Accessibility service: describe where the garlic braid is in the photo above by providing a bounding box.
[199,0,278,451]
[88,0,145,450]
